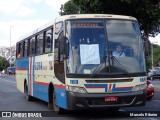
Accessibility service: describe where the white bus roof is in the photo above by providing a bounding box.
[17,14,137,43]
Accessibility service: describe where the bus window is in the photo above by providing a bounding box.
[16,43,21,58]
[54,22,65,84]
[16,43,19,58]
[55,22,64,61]
[24,39,28,57]
[20,42,24,57]
[45,29,53,53]
[29,37,35,56]
[36,33,44,55]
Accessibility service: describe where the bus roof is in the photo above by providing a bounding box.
[17,14,137,43]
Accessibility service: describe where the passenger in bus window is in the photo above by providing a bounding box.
[112,45,125,57]
[17,53,21,58]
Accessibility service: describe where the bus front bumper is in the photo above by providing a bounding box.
[67,90,146,110]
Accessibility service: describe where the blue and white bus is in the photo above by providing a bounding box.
[16,14,146,113]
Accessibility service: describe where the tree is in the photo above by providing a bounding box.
[59,1,80,15]
[67,0,160,37]
[146,44,160,70]
[0,56,9,71]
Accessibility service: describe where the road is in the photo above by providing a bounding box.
[0,75,160,120]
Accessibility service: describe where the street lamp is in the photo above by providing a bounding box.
[151,41,158,70]
[10,26,14,67]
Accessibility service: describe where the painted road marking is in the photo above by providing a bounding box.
[152,100,160,103]
[0,78,16,84]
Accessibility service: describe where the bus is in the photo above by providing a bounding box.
[16,14,146,113]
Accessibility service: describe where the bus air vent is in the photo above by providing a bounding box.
[85,79,133,83]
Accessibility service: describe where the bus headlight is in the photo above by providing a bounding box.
[132,84,146,91]
[68,86,87,93]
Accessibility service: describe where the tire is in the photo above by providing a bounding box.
[53,91,64,114]
[24,84,33,101]
[108,107,120,112]
[147,97,152,101]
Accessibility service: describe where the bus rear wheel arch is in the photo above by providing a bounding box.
[24,80,33,101]
[48,83,64,113]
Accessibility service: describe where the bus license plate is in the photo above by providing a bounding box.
[105,97,118,102]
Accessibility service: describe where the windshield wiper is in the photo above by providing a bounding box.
[90,55,108,78]
[111,56,131,78]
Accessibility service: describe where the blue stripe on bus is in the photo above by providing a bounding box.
[33,83,49,102]
[33,82,68,109]
[55,87,67,109]
[112,84,133,92]
[16,57,29,69]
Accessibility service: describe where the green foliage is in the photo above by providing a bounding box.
[63,0,160,37]
[59,1,80,15]
[0,56,9,71]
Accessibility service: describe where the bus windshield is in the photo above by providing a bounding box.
[65,19,146,77]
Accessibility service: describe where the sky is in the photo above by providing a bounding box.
[0,0,159,47]
[0,0,69,47]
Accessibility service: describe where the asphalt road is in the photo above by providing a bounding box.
[0,75,160,120]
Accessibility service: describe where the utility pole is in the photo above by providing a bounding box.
[10,26,14,67]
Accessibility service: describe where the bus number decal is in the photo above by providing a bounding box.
[70,80,78,84]
[35,62,42,70]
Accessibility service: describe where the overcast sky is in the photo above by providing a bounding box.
[0,0,159,47]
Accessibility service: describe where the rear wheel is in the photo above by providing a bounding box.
[24,84,33,101]
[53,91,64,114]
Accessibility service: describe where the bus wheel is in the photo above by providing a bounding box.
[24,84,32,101]
[53,91,64,114]
[108,107,120,112]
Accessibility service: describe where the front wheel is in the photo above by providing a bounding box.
[24,84,33,101]
[53,91,64,114]
[108,107,120,112]
[147,97,153,101]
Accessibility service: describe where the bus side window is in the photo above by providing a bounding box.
[16,43,21,58]
[20,41,24,58]
[54,22,65,84]
[24,39,29,57]
[45,28,53,53]
[36,33,44,55]
[29,37,35,56]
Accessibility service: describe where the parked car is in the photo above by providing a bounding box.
[7,67,15,75]
[146,80,154,100]
[147,67,160,80]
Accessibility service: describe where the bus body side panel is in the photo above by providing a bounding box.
[54,84,68,109]
[32,53,67,107]
[33,82,49,102]
[32,54,51,102]
[16,57,29,93]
